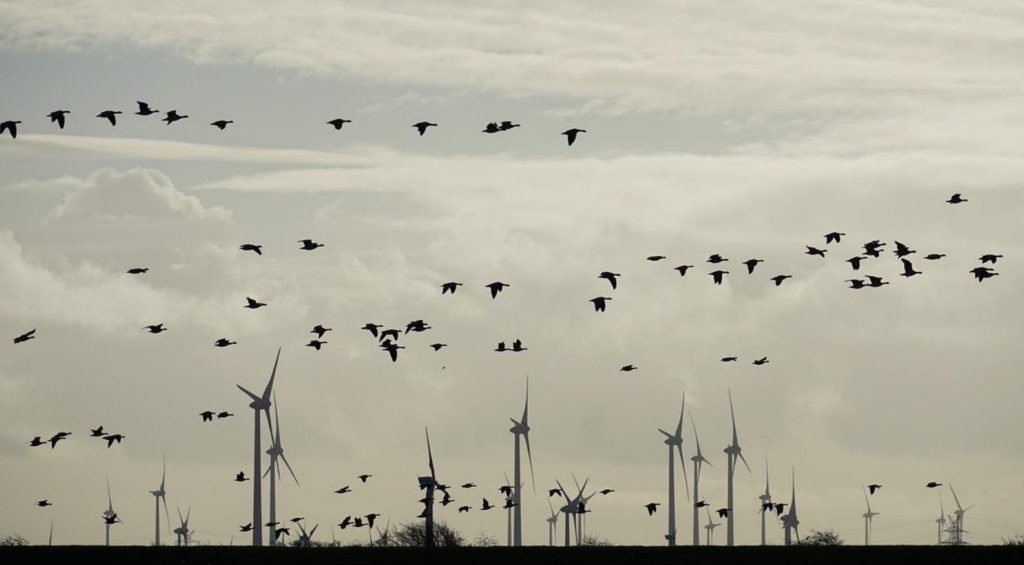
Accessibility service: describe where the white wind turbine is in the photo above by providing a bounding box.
[149,456,170,546]
[265,394,299,546]
[572,475,597,546]
[690,412,711,546]
[862,485,879,545]
[236,347,282,546]
[758,455,772,545]
[723,390,751,546]
[103,477,117,546]
[419,427,439,547]
[782,468,799,545]
[948,484,973,545]
[555,477,587,546]
[935,492,947,545]
[508,377,535,547]
[173,507,192,546]
[546,498,558,546]
[658,394,690,546]
[704,506,722,545]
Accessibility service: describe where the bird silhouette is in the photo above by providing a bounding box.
[924,253,946,260]
[970,267,998,282]
[946,193,967,204]
[979,254,1003,264]
[462,483,477,489]
[805,246,827,258]
[863,241,886,258]
[306,340,326,351]
[245,297,266,309]
[486,282,509,298]
[773,503,787,516]
[135,101,158,116]
[900,258,922,278]
[46,433,68,449]
[429,343,447,351]
[90,426,105,437]
[200,411,215,422]
[235,471,249,482]
[709,270,728,285]
[37,500,53,507]
[511,339,527,352]
[365,513,381,528]
[144,324,167,333]
[893,241,916,258]
[590,297,611,312]
[548,488,562,497]
[239,523,253,532]
[742,259,764,274]
[13,329,35,344]
[694,500,709,508]
[458,506,471,513]
[674,265,693,276]
[482,122,501,133]
[644,503,660,516]
[338,516,352,529]
[847,279,866,289]
[214,338,236,348]
[47,110,70,129]
[311,325,332,338]
[721,357,738,362]
[405,320,431,333]
[753,357,769,366]
[335,486,351,494]
[126,267,149,274]
[102,513,121,525]
[866,276,889,288]
[846,257,866,270]
[327,118,352,130]
[361,323,383,338]
[499,485,513,497]
[162,110,188,124]
[239,244,262,255]
[926,482,942,488]
[97,110,122,126]
[481,498,494,510]
[824,232,846,244]
[217,411,233,419]
[379,329,400,342]
[707,254,728,264]
[211,120,234,130]
[358,474,372,483]
[1,120,22,139]
[599,271,621,289]
[562,128,586,146]
[380,341,404,362]
[274,527,290,540]
[867,484,882,495]
[441,282,463,295]
[620,364,637,372]
[647,255,667,262]
[716,508,731,518]
[104,434,125,448]
[499,121,520,131]
[770,275,792,286]
[413,121,437,135]
[599,489,614,495]
[298,239,324,250]
[502,499,517,509]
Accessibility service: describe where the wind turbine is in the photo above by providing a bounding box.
[546,498,558,546]
[173,507,192,546]
[418,427,439,547]
[149,456,170,546]
[48,520,53,546]
[508,377,535,547]
[948,484,973,545]
[690,412,711,546]
[236,347,282,546]
[572,474,597,546]
[782,468,799,545]
[264,394,299,546]
[758,455,772,545]
[723,390,751,546]
[296,521,318,547]
[658,394,690,546]
[555,477,587,546]
[862,485,879,545]
[704,507,722,545]
[935,492,947,545]
[103,477,117,546]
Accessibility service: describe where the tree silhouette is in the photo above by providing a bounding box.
[797,529,844,546]
[391,521,465,547]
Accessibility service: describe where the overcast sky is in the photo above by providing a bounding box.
[1,0,1023,547]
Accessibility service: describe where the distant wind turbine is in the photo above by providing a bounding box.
[658,394,689,546]
[546,498,558,546]
[265,394,299,546]
[862,485,879,545]
[236,348,282,546]
[948,484,973,545]
[509,377,535,546]
[690,411,712,546]
[935,491,947,545]
[173,507,192,546]
[723,390,751,546]
[704,506,722,545]
[419,428,440,547]
[759,455,773,545]
[103,477,117,546]
[149,456,170,546]
[782,468,800,545]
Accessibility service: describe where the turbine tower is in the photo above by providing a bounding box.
[173,507,192,546]
[546,498,558,546]
[935,492,947,545]
[555,478,586,546]
[758,455,772,546]
[862,485,879,545]
[265,394,299,546]
[782,468,799,545]
[690,412,711,546]
[657,394,689,546]
[103,477,117,546]
[508,377,535,547]
[236,347,282,546]
[704,507,722,545]
[723,390,751,546]
[418,427,439,547]
[149,456,170,546]
[947,484,973,545]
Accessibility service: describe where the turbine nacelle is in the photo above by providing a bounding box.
[509,418,529,435]
[659,428,682,447]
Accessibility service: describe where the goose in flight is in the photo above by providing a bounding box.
[770,275,792,286]
[162,110,188,124]
[647,255,667,262]
[200,411,215,422]
[126,267,149,274]
[562,128,586,146]
[846,256,866,270]
[361,323,383,338]
[926,482,942,488]
[413,121,437,136]
[90,426,105,437]
[865,276,889,288]
[97,110,122,126]
[217,411,233,419]
[135,101,158,116]
[644,503,660,516]
[599,271,621,289]
[924,253,945,260]
[674,265,693,276]
[946,193,967,204]
[311,325,332,338]
[867,484,882,495]
[214,338,236,348]
[979,254,1003,264]
[805,246,827,258]
[499,121,520,131]
[210,120,233,130]
[13,329,36,344]
[103,434,125,448]
[358,474,372,483]
[235,471,250,482]
[429,343,447,351]
[707,254,728,264]
[485,281,509,299]
[327,118,352,130]
[709,270,728,285]
[721,357,738,362]
[244,297,266,309]
[481,498,494,510]
[47,110,70,129]
[900,258,922,278]
[37,500,53,507]
[144,324,167,333]
[380,341,404,362]
[752,357,769,366]
[239,523,253,532]
[893,241,916,258]
[620,364,637,372]
[970,267,998,282]
[1,120,22,139]
[306,340,326,351]
[511,339,527,352]
[742,259,764,274]
[824,232,845,244]
[239,243,262,255]
[847,279,866,289]
[590,297,611,312]
[298,239,324,250]
[441,282,462,295]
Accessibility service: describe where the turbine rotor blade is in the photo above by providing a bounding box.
[262,347,282,402]
[738,451,752,473]
[677,444,691,502]
[280,453,300,486]
[237,385,260,403]
[524,431,536,493]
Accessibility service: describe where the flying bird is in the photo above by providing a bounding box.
[335,486,352,495]
[338,516,352,529]
[644,503,660,516]
[926,482,942,488]
[805,246,827,258]
[413,121,437,135]
[924,253,946,260]
[863,241,886,258]
[716,508,731,518]
[979,254,1003,264]
[900,258,922,278]
[239,523,253,532]
[13,329,36,344]
[721,357,738,362]
[103,434,125,448]
[620,364,637,372]
[867,484,882,495]
[90,427,105,437]
[379,329,400,342]
[753,357,769,366]
[498,121,520,131]
[405,319,431,333]
[893,241,916,258]
[847,279,866,289]
[511,339,527,352]
[214,338,236,348]
[458,506,471,513]
[48,433,69,449]
[709,270,728,285]
[674,265,693,276]
[36,500,53,507]
[1,120,22,139]
[773,503,787,516]
[481,498,494,510]
[482,122,501,134]
[97,110,122,126]
[162,110,188,124]
[824,232,846,244]
[647,255,667,262]
[200,411,215,422]
[770,275,792,286]
[380,341,404,362]
[245,297,266,309]
[144,324,167,333]
[707,254,728,264]
[846,257,865,270]
[599,271,621,289]
[126,267,149,274]
[694,500,709,508]
[485,282,509,299]
[970,267,998,282]
[311,325,332,338]
[946,193,967,204]
[135,101,158,116]
[429,343,447,351]
[365,513,380,528]
[358,474,372,483]
[239,244,262,255]
[217,411,233,419]
[548,488,562,497]
[462,483,477,489]
[599,489,614,495]
[298,239,324,250]
[235,472,249,482]
[441,282,463,295]
[742,259,764,274]
[361,323,383,337]
[211,120,234,130]
[306,340,326,351]
[327,118,352,130]
[562,128,586,146]
[866,276,889,288]
[47,110,70,129]
[590,297,611,312]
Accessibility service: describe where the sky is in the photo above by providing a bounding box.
[1,0,1023,547]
